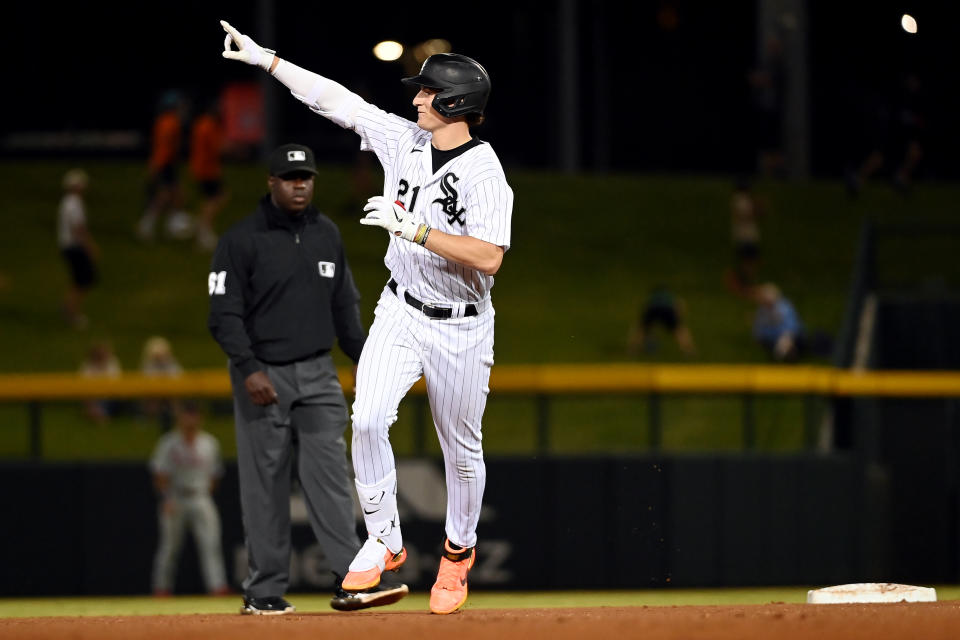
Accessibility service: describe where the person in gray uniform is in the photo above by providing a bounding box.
[208,143,408,614]
[150,399,229,596]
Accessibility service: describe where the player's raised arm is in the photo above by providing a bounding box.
[220,20,361,122]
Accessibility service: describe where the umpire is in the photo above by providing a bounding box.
[208,143,407,614]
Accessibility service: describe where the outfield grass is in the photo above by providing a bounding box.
[2,586,959,617]
[8,160,955,372]
[1,161,957,457]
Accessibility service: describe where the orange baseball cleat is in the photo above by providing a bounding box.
[429,539,476,615]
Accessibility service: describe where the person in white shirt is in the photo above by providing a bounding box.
[79,340,121,424]
[141,336,184,422]
[57,169,99,329]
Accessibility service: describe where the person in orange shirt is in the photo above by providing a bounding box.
[138,90,193,242]
[190,99,230,251]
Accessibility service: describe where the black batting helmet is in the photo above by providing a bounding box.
[401,53,491,118]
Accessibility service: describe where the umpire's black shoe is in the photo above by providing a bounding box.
[330,575,409,612]
[240,595,296,615]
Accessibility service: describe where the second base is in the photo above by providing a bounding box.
[807,583,937,604]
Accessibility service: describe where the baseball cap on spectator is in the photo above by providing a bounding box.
[269,144,318,177]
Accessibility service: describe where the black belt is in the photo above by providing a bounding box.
[388,279,477,319]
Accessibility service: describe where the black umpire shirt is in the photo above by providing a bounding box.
[208,194,366,379]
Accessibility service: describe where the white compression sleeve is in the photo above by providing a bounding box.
[271,59,363,125]
[355,469,402,553]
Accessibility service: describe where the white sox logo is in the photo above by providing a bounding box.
[433,173,466,226]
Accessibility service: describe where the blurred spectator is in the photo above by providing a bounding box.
[752,283,832,362]
[141,336,183,423]
[190,98,230,251]
[628,285,696,357]
[845,72,925,197]
[138,90,194,242]
[150,400,229,596]
[79,340,122,424]
[142,336,183,376]
[723,176,764,300]
[58,169,99,329]
[747,34,786,178]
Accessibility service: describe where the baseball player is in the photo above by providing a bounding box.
[150,400,229,596]
[220,21,513,614]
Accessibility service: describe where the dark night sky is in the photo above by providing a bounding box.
[6,1,959,177]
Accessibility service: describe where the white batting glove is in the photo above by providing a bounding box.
[220,20,276,71]
[360,196,431,245]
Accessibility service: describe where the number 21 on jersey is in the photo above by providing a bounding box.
[397,179,420,212]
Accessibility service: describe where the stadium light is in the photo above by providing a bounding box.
[373,41,404,61]
[901,13,918,34]
[413,39,452,64]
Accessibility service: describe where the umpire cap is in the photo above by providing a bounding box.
[269,143,318,177]
[402,53,491,118]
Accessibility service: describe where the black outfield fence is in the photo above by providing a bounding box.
[1,453,912,596]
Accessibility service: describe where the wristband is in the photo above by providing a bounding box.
[415,224,432,246]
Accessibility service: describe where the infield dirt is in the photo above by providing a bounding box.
[2,602,960,639]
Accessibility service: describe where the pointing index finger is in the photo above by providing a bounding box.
[220,20,243,44]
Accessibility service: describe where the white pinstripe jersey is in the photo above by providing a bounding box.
[149,431,223,495]
[332,101,513,305]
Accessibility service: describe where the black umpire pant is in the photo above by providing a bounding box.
[230,352,360,598]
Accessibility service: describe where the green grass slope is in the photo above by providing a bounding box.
[6,160,952,372]
[0,161,956,458]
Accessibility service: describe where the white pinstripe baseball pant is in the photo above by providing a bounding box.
[351,285,494,549]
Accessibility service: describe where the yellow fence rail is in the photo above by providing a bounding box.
[1,364,959,400]
[2,364,959,458]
